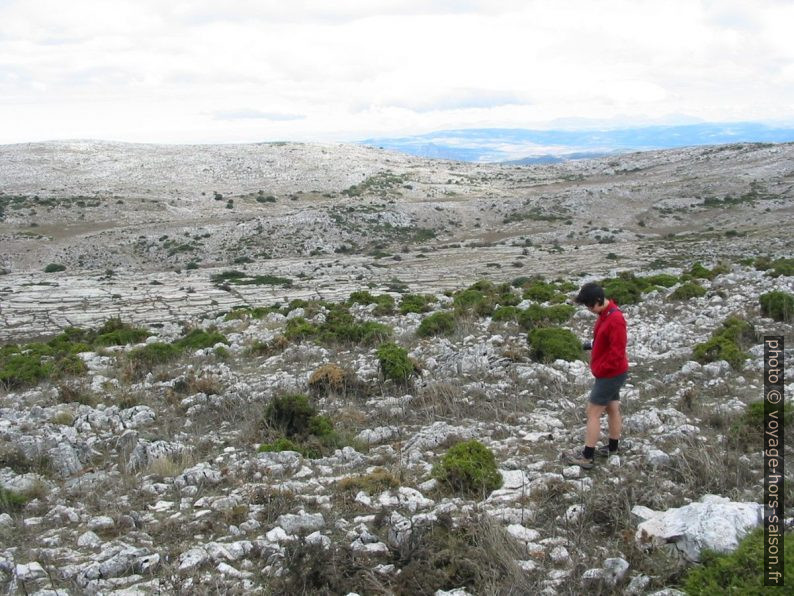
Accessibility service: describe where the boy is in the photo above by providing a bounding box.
[564,282,628,469]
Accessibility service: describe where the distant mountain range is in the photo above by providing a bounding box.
[360,122,794,163]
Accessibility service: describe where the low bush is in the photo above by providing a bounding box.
[308,364,362,398]
[760,291,794,322]
[528,327,581,363]
[264,394,317,437]
[348,290,395,315]
[417,311,456,337]
[601,272,649,305]
[518,304,575,329]
[765,258,794,278]
[127,342,181,369]
[224,306,278,321]
[400,293,435,314]
[174,328,228,350]
[284,317,319,341]
[491,306,520,322]
[44,263,66,273]
[258,437,301,454]
[521,278,558,302]
[0,342,86,389]
[432,439,502,497]
[453,288,494,317]
[262,394,345,458]
[376,342,415,385]
[669,282,707,300]
[337,468,400,494]
[681,528,793,594]
[1,319,150,388]
[0,486,29,513]
[693,316,754,370]
[642,273,680,288]
[92,318,150,346]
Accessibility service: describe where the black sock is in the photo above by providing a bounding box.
[608,438,619,452]
[583,446,595,460]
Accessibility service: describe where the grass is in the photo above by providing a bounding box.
[336,468,400,494]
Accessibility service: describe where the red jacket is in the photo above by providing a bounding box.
[590,300,628,378]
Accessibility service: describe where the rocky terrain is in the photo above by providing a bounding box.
[0,140,793,594]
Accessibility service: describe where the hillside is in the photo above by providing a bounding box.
[0,141,792,594]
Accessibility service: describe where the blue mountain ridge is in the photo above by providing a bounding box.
[359,122,794,163]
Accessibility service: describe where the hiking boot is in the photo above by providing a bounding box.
[596,439,630,458]
[563,449,594,470]
[595,445,618,458]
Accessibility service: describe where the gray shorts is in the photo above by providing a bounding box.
[589,372,628,406]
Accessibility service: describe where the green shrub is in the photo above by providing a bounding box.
[0,342,86,389]
[453,289,493,316]
[284,317,318,340]
[687,262,717,280]
[693,316,754,370]
[682,528,793,595]
[742,400,794,427]
[348,291,395,315]
[518,304,575,329]
[316,306,392,345]
[528,327,581,363]
[261,395,345,458]
[258,437,301,453]
[264,394,317,437]
[432,440,502,497]
[522,279,557,302]
[321,320,392,345]
[601,273,648,305]
[760,291,794,322]
[376,342,414,384]
[768,258,794,278]
[175,328,228,350]
[0,486,29,513]
[491,306,520,322]
[127,342,181,368]
[93,318,150,346]
[400,293,435,314]
[417,311,456,337]
[669,282,707,300]
[44,263,66,273]
[642,273,680,288]
[755,257,794,278]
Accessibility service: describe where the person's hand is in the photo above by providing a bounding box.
[581,340,593,351]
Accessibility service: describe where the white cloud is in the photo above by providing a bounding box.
[0,0,792,143]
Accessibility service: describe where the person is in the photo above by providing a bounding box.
[563,282,629,469]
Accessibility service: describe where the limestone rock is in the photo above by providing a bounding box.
[634,494,763,562]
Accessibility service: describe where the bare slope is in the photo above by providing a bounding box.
[0,140,792,339]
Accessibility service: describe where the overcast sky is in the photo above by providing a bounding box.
[1,0,793,144]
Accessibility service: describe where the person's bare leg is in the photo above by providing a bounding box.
[585,403,607,448]
[606,400,622,440]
